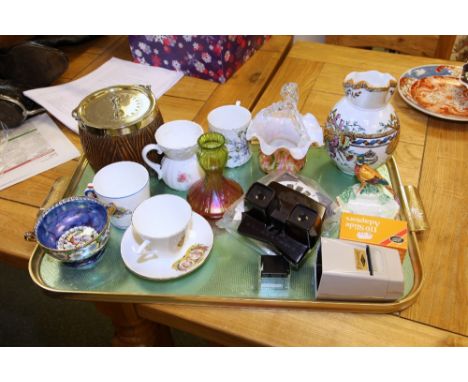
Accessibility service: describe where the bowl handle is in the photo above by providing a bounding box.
[23,176,69,242]
[24,231,37,242]
[106,203,117,216]
[39,176,70,216]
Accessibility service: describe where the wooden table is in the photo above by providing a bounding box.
[136,42,468,346]
[1,37,466,346]
[0,35,291,268]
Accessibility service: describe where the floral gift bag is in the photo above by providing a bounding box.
[129,35,269,83]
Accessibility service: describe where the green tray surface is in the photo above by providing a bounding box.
[37,147,414,301]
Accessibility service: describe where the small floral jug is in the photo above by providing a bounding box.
[142,120,204,191]
[324,70,400,175]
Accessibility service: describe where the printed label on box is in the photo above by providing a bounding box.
[339,212,407,262]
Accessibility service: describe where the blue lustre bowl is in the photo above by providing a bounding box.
[29,196,111,269]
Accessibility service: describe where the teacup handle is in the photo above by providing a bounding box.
[83,185,118,217]
[84,183,97,198]
[133,239,156,256]
[142,144,164,179]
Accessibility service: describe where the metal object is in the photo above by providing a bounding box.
[73,84,163,171]
[29,150,425,314]
[404,185,429,232]
[0,93,45,123]
[72,84,158,137]
[25,196,112,267]
[24,176,70,241]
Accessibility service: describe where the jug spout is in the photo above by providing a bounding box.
[344,71,397,109]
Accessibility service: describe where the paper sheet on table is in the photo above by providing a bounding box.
[0,114,80,190]
[24,57,184,133]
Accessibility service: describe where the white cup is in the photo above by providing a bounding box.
[131,194,192,258]
[85,161,150,229]
[208,101,252,168]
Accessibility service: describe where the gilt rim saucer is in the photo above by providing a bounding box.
[120,212,213,280]
[398,64,468,122]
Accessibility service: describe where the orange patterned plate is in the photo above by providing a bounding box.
[398,64,468,122]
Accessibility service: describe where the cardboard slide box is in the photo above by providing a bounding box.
[339,212,408,262]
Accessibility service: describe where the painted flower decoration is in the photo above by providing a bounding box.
[177,172,189,183]
[195,61,205,73]
[172,244,209,272]
[201,52,212,63]
[138,42,151,54]
[172,60,181,71]
[151,55,161,66]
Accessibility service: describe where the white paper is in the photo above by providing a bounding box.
[0,114,80,190]
[24,57,184,133]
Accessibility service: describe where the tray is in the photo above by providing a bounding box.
[29,147,424,313]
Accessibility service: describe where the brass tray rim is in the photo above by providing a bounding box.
[28,154,424,314]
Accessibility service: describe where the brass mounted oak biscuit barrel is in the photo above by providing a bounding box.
[73,84,163,171]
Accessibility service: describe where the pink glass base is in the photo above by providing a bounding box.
[259,149,306,173]
[187,177,243,221]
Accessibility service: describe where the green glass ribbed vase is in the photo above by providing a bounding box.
[187,132,243,220]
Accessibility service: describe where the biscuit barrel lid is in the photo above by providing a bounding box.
[72,84,158,136]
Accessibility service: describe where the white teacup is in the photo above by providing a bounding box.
[85,161,150,229]
[208,101,252,168]
[132,194,192,258]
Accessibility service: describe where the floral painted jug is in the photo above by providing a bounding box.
[324,70,400,175]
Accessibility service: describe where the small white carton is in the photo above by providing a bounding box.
[315,237,404,301]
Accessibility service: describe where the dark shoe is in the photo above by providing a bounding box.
[0,42,68,89]
[0,80,44,127]
[31,35,100,47]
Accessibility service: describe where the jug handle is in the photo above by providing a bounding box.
[142,143,164,179]
[385,84,397,104]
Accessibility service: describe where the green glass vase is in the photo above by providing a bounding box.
[187,132,243,220]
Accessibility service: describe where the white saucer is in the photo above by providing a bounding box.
[120,212,213,280]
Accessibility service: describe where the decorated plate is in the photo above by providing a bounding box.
[398,64,468,122]
[120,212,213,280]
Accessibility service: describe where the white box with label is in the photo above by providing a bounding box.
[315,237,404,301]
